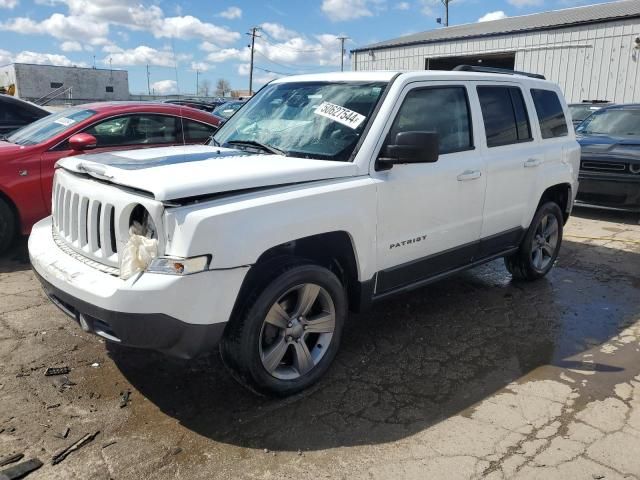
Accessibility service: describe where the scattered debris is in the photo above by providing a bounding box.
[592,475,605,480]
[119,390,131,408]
[15,373,30,378]
[51,376,76,392]
[169,447,182,456]
[46,403,61,410]
[0,454,23,468]
[90,363,100,368]
[0,458,43,480]
[44,366,70,377]
[51,431,100,465]
[53,427,70,439]
[263,448,269,454]
[102,440,117,449]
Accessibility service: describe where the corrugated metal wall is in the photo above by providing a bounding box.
[352,17,640,103]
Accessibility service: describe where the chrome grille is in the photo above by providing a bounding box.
[581,161,627,172]
[52,173,120,269]
[51,168,164,274]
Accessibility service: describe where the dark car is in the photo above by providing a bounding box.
[0,94,50,136]
[568,101,612,129]
[164,99,226,113]
[576,104,640,210]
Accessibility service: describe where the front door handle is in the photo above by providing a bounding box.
[457,170,482,181]
[524,158,542,168]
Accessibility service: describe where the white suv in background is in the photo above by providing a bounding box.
[29,69,580,395]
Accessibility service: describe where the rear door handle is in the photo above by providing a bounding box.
[524,158,542,168]
[457,170,482,181]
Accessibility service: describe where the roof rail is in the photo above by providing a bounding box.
[453,65,546,80]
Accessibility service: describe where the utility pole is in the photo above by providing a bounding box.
[441,0,452,27]
[196,70,200,96]
[338,36,349,72]
[247,27,260,95]
[146,64,151,95]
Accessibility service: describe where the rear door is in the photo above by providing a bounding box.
[474,82,541,256]
[373,82,487,294]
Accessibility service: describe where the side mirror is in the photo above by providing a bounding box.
[377,131,439,170]
[68,133,97,152]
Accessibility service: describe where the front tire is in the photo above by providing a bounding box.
[221,261,346,396]
[0,198,16,255]
[505,202,563,281]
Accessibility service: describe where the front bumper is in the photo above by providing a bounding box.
[29,217,249,359]
[577,171,640,210]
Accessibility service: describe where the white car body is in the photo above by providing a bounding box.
[29,71,580,359]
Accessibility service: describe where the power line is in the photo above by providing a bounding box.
[254,50,334,72]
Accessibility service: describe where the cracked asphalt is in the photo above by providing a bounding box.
[1,207,639,479]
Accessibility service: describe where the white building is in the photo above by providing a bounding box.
[351,0,640,103]
[0,63,129,105]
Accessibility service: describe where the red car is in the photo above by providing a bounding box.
[0,102,221,253]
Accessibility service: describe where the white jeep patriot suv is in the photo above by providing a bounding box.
[29,69,580,395]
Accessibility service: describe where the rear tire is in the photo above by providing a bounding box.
[505,202,563,281]
[0,198,16,255]
[221,259,346,396]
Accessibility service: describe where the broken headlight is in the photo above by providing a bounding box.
[146,255,211,275]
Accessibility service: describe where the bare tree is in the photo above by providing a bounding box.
[215,78,232,97]
[198,79,211,97]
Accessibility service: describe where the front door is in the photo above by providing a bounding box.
[372,83,487,295]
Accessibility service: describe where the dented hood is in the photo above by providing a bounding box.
[56,145,358,201]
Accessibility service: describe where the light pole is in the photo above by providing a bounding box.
[338,36,349,72]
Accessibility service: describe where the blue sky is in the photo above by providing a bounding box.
[0,0,616,95]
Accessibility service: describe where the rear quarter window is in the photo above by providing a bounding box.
[531,89,569,139]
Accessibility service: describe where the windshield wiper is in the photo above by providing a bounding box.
[225,140,286,156]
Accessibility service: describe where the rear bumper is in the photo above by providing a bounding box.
[577,172,640,210]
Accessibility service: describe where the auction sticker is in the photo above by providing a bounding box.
[54,117,75,127]
[314,102,366,129]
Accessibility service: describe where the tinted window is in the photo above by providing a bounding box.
[84,115,178,147]
[387,86,473,154]
[7,108,96,146]
[478,86,532,147]
[531,89,568,139]
[183,119,216,143]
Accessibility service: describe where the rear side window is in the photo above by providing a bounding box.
[387,86,473,154]
[531,89,569,139]
[477,86,532,148]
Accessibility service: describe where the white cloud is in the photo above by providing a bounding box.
[104,45,190,67]
[191,61,211,72]
[507,0,543,7]
[60,41,82,52]
[217,6,242,20]
[321,0,373,21]
[395,2,410,10]
[14,50,86,67]
[0,0,18,8]
[0,14,109,43]
[2,1,241,46]
[153,15,240,42]
[0,49,12,65]
[261,22,297,41]
[478,10,507,22]
[205,28,342,69]
[151,79,177,95]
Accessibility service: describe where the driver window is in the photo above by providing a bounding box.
[83,114,179,147]
[387,86,473,154]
